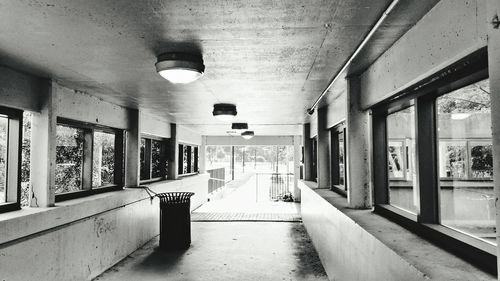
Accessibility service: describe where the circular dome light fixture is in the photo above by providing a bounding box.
[241,131,254,140]
[213,103,237,122]
[155,52,205,84]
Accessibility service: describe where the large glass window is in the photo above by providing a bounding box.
[386,105,418,214]
[140,137,168,182]
[92,131,115,187]
[0,107,24,212]
[437,79,495,244]
[0,116,8,204]
[55,119,123,201]
[55,125,85,194]
[330,124,346,192]
[178,143,199,176]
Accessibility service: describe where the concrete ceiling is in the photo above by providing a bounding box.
[0,0,438,135]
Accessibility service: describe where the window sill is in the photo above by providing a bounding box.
[330,185,347,197]
[299,182,496,279]
[140,177,167,185]
[178,172,199,178]
[55,185,122,202]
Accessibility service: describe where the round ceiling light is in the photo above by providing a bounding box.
[155,53,205,84]
[213,104,237,122]
[241,131,254,140]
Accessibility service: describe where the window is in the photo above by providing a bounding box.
[330,123,347,194]
[386,105,418,214]
[372,50,495,272]
[0,106,22,213]
[437,79,495,245]
[140,136,168,182]
[178,143,199,176]
[55,118,124,201]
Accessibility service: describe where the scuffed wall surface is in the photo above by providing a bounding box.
[0,174,209,281]
[0,66,47,112]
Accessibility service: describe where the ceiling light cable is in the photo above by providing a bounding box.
[306,0,400,115]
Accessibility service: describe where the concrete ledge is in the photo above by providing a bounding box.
[0,173,209,245]
[299,181,495,281]
[0,174,209,281]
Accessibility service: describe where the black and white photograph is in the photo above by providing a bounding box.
[0,0,499,280]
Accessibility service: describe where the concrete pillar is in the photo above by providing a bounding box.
[317,106,330,189]
[29,80,56,207]
[486,0,500,271]
[346,76,372,209]
[168,124,179,180]
[199,136,206,173]
[303,123,313,181]
[293,135,301,201]
[125,109,140,187]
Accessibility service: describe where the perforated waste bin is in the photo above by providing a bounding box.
[157,192,195,250]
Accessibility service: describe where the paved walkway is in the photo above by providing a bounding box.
[194,174,301,222]
[94,222,328,281]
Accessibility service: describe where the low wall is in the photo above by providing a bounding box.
[299,181,494,280]
[0,174,209,281]
[300,181,427,281]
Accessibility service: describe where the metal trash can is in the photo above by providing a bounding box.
[157,192,195,250]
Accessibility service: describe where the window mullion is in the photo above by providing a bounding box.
[82,129,93,190]
[415,95,440,223]
[373,111,389,205]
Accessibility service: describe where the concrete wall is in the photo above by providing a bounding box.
[300,181,427,281]
[0,174,209,281]
[360,0,487,108]
[178,125,202,145]
[140,112,171,138]
[0,66,48,112]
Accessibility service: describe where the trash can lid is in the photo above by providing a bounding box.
[156,192,195,204]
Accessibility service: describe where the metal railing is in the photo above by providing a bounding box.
[255,173,294,202]
[207,167,226,194]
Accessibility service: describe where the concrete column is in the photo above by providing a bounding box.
[486,0,500,271]
[29,80,56,207]
[293,135,301,201]
[125,109,140,187]
[317,106,330,189]
[346,76,372,209]
[302,123,313,181]
[199,136,206,173]
[167,124,179,180]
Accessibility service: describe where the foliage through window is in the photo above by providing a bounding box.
[178,143,199,176]
[55,119,123,200]
[140,137,168,182]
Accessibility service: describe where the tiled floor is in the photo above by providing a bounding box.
[191,212,301,222]
[94,222,328,281]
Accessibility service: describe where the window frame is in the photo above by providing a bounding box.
[55,117,124,202]
[330,121,347,196]
[140,134,169,184]
[372,48,496,274]
[178,142,199,177]
[0,106,23,213]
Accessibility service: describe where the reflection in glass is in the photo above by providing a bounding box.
[0,117,7,203]
[437,79,495,244]
[338,131,345,188]
[93,131,115,187]
[387,105,418,214]
[55,125,84,194]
